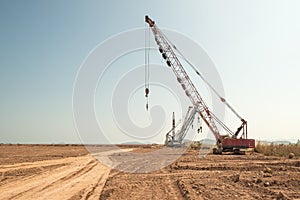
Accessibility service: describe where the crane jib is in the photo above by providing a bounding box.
[145,15,254,154]
[145,15,222,142]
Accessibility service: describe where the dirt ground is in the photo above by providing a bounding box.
[0,145,299,200]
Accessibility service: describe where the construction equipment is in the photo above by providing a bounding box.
[145,16,255,154]
[165,106,197,146]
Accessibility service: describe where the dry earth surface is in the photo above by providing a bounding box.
[0,144,299,200]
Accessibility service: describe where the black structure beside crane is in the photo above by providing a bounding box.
[145,15,255,154]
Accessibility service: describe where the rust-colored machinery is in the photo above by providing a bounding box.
[145,16,255,154]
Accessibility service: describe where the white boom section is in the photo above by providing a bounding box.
[175,106,197,144]
[165,106,197,146]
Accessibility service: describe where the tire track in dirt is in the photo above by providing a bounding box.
[2,162,75,199]
[1,148,135,200]
[84,173,106,200]
[0,155,110,200]
[100,171,185,199]
[0,157,73,171]
[0,163,67,187]
[38,160,97,192]
[99,150,300,200]
[177,179,194,200]
[1,146,299,199]
[162,175,185,200]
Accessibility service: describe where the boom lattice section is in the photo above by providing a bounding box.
[145,16,222,143]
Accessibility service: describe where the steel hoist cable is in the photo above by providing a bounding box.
[144,26,151,110]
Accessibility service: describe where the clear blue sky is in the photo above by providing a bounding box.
[0,0,299,143]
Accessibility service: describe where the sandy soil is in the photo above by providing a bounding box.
[0,145,299,200]
[101,148,300,200]
[0,145,110,200]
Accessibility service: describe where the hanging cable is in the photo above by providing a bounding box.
[147,26,150,88]
[144,24,147,89]
[144,26,150,110]
[210,112,235,136]
[197,114,202,133]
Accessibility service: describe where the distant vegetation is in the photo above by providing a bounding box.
[188,141,202,150]
[255,140,300,157]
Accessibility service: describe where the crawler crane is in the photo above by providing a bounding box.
[165,106,197,147]
[145,16,255,154]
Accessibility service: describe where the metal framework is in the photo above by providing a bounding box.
[175,106,197,143]
[145,16,223,143]
[165,106,197,146]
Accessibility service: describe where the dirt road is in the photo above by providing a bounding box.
[0,145,299,200]
[0,145,131,200]
[0,154,110,200]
